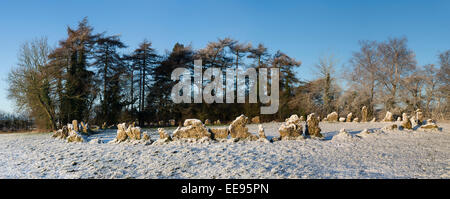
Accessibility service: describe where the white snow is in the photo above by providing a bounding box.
[0,121,448,179]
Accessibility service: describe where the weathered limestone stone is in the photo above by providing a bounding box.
[172,119,211,139]
[299,116,305,121]
[346,113,353,122]
[115,123,128,142]
[80,121,89,134]
[361,106,368,122]
[420,120,439,131]
[278,114,303,140]
[401,113,412,130]
[101,122,107,129]
[370,118,376,122]
[158,128,172,140]
[67,124,84,143]
[382,124,398,131]
[169,119,176,126]
[251,116,260,124]
[126,126,141,140]
[229,115,257,140]
[214,120,221,125]
[339,117,346,122]
[353,118,359,122]
[52,125,69,139]
[410,116,418,127]
[258,124,266,139]
[142,132,150,141]
[326,112,339,122]
[204,119,211,125]
[382,111,394,122]
[416,109,424,125]
[72,120,79,132]
[210,128,229,139]
[397,117,402,122]
[306,113,323,138]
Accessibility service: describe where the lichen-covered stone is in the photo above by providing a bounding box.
[353,118,359,123]
[251,116,260,124]
[346,113,353,122]
[416,109,424,125]
[116,123,128,142]
[400,113,412,130]
[210,128,229,139]
[80,121,89,134]
[326,112,338,122]
[339,117,346,122]
[382,111,394,122]
[126,126,141,140]
[278,114,303,140]
[382,124,398,131]
[229,115,257,140]
[158,128,172,140]
[72,120,79,132]
[361,106,368,122]
[258,125,266,139]
[52,125,69,139]
[306,113,323,138]
[142,132,150,141]
[172,119,211,139]
[299,116,305,121]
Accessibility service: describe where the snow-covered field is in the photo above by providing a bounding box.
[0,121,449,179]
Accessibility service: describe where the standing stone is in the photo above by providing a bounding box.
[278,115,303,140]
[258,125,266,139]
[80,122,89,134]
[72,120,79,132]
[228,115,257,140]
[204,119,211,125]
[353,118,359,122]
[299,116,305,121]
[101,122,107,130]
[251,116,261,124]
[52,125,69,139]
[115,123,128,142]
[172,119,211,139]
[326,112,339,122]
[397,117,402,122]
[126,126,141,140]
[346,113,353,122]
[361,106,368,122]
[370,118,376,122]
[210,128,229,139]
[382,111,394,122]
[339,117,346,122]
[416,109,423,125]
[401,113,412,130]
[410,116,418,127]
[214,120,221,125]
[306,113,323,138]
[158,128,171,140]
[142,132,150,141]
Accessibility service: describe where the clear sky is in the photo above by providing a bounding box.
[0,0,449,114]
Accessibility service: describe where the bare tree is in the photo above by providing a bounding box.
[376,37,416,112]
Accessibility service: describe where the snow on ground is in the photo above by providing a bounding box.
[0,121,449,179]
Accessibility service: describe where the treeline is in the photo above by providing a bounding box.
[7,18,450,130]
[0,112,33,132]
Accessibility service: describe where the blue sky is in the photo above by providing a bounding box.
[0,0,449,114]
